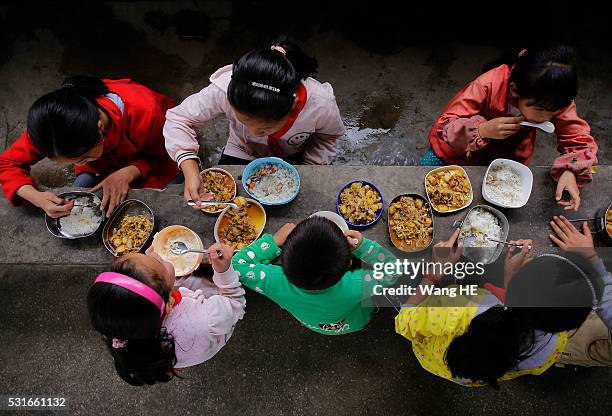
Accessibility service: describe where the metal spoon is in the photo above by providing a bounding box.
[462,235,531,250]
[169,241,211,256]
[187,200,240,209]
[519,121,555,134]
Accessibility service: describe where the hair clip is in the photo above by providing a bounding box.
[271,45,287,55]
[112,338,128,349]
[251,81,281,93]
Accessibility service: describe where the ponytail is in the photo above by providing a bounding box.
[27,76,108,158]
[228,35,317,120]
[87,256,178,386]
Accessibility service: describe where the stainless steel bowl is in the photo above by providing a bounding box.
[102,199,155,257]
[45,191,104,239]
[455,204,510,264]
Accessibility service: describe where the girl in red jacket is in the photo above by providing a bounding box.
[423,44,598,212]
[0,76,179,218]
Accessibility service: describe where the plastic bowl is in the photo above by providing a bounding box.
[309,210,349,233]
[482,158,533,208]
[336,180,384,229]
[242,157,300,206]
[152,225,204,277]
[199,167,237,214]
[424,165,473,214]
[214,198,267,251]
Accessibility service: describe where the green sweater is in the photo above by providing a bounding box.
[231,233,396,335]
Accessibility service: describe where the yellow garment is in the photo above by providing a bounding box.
[395,288,568,386]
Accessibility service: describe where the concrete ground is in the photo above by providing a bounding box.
[1,1,611,415]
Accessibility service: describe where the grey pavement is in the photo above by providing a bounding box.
[1,166,611,415]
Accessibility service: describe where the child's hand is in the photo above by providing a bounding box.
[33,191,74,218]
[345,230,362,249]
[478,116,524,140]
[432,228,463,265]
[555,170,580,211]
[90,166,139,217]
[273,223,296,246]
[503,239,534,287]
[549,215,598,261]
[208,242,234,273]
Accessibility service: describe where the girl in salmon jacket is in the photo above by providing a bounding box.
[424,43,598,212]
[164,35,345,206]
[0,76,180,218]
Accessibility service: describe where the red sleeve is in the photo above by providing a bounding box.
[550,102,598,185]
[433,80,491,152]
[125,95,179,187]
[483,283,506,303]
[0,131,44,206]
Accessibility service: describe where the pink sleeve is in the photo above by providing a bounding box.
[435,81,490,152]
[303,94,345,165]
[550,102,598,185]
[205,266,246,336]
[163,84,227,168]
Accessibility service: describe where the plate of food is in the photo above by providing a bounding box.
[214,198,266,250]
[483,159,533,208]
[152,225,204,277]
[102,199,155,257]
[425,166,473,213]
[198,167,237,214]
[46,191,104,239]
[457,204,509,264]
[242,157,300,205]
[336,180,384,229]
[387,194,434,252]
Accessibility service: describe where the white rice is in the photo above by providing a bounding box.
[459,208,502,248]
[485,165,522,206]
[59,197,103,237]
[247,165,298,203]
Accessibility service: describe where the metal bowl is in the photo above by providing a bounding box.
[455,204,509,264]
[102,199,155,257]
[387,193,435,253]
[45,191,104,239]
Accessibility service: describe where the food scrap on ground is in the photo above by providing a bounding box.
[389,196,433,250]
[338,182,383,225]
[110,214,153,255]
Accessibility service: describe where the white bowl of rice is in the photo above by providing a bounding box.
[482,159,533,208]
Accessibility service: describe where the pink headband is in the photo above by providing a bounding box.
[95,272,165,316]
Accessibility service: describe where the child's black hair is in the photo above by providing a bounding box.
[27,75,109,158]
[228,35,318,121]
[506,252,601,333]
[87,257,177,386]
[509,43,577,112]
[445,307,535,388]
[281,216,352,290]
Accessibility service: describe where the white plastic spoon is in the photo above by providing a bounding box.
[519,121,555,133]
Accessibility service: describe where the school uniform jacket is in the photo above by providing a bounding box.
[428,64,598,185]
[0,79,179,205]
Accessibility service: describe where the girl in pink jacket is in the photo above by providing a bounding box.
[424,44,598,212]
[87,243,245,386]
[164,35,345,206]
